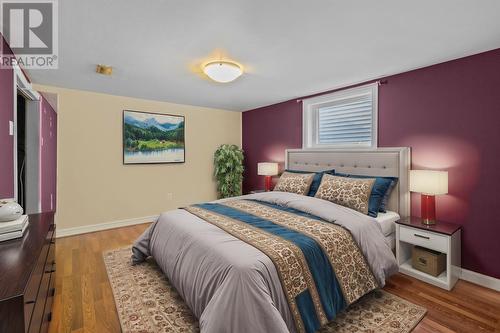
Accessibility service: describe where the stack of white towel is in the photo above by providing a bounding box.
[0,215,29,242]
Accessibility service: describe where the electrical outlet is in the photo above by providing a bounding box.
[167,193,173,200]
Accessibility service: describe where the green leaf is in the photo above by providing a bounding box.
[214,144,244,198]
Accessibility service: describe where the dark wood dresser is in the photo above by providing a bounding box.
[0,213,56,333]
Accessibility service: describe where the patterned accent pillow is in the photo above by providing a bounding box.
[314,174,376,215]
[273,171,315,195]
[335,172,398,217]
[285,169,335,197]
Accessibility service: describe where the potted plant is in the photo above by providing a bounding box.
[214,144,244,198]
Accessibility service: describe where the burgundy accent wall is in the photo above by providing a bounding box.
[0,36,14,198]
[242,100,303,191]
[242,48,500,279]
[40,97,57,212]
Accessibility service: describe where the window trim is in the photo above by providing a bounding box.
[302,83,378,149]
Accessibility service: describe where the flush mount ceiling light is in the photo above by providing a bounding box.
[203,61,242,83]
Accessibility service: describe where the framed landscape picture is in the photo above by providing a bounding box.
[123,110,185,164]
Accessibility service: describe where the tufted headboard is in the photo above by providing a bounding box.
[285,148,411,217]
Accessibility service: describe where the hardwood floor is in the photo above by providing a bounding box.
[49,224,150,333]
[49,224,500,333]
[386,273,500,332]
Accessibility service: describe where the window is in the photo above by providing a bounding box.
[302,83,378,148]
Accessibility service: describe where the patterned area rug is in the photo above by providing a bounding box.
[104,247,426,333]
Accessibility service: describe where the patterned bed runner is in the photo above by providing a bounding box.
[183,199,378,333]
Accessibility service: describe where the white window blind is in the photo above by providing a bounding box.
[303,84,378,148]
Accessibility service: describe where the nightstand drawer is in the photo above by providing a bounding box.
[399,226,448,253]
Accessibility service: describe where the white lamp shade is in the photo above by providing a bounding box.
[203,61,242,83]
[258,162,278,176]
[410,170,448,195]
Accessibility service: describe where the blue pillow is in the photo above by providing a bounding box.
[379,178,398,213]
[335,173,397,217]
[285,169,335,197]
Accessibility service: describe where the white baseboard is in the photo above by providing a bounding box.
[460,268,500,292]
[56,215,158,238]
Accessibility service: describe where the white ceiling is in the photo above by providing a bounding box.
[28,0,500,111]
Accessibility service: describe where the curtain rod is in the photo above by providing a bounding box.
[296,79,388,103]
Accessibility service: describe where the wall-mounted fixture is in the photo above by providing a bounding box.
[203,61,242,83]
[96,64,113,75]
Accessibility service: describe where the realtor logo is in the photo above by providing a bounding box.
[1,0,58,69]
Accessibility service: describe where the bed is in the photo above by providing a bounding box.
[132,148,410,333]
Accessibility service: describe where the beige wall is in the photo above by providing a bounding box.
[34,85,241,231]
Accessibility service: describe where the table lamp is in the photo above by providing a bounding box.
[258,162,278,191]
[410,170,448,225]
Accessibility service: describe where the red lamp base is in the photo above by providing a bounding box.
[264,176,272,192]
[421,194,436,225]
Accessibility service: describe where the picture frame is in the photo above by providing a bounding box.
[123,110,185,164]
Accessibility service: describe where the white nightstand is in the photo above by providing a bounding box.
[396,217,461,290]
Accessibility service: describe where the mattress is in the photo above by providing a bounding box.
[374,210,400,237]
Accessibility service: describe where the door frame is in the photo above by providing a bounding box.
[12,64,40,210]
